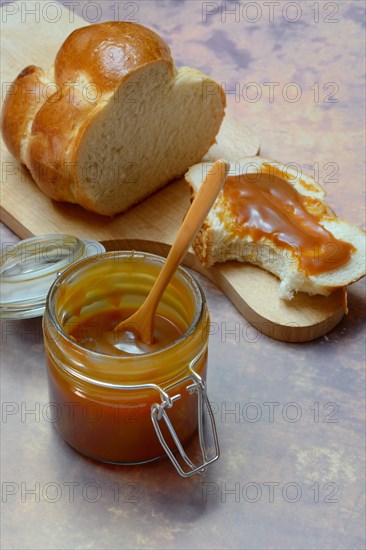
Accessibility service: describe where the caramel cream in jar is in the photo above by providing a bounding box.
[43,251,212,468]
[223,168,354,275]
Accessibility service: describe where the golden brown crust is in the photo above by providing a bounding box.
[54,22,173,93]
[192,216,214,268]
[1,65,48,162]
[27,86,96,202]
[190,181,221,268]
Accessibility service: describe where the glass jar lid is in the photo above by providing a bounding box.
[0,234,105,319]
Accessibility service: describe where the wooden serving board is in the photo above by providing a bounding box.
[0,4,345,342]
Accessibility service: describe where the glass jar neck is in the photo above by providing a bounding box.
[44,251,209,387]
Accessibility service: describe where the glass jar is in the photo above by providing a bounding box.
[43,251,219,477]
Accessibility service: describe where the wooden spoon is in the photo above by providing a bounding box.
[114,159,230,344]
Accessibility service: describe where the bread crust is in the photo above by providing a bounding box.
[54,22,173,93]
[2,22,176,209]
[1,65,48,163]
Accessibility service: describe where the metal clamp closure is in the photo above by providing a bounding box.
[151,367,220,478]
[52,346,220,477]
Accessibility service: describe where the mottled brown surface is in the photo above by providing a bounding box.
[1,1,365,549]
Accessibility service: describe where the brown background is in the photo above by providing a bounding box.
[1,1,365,549]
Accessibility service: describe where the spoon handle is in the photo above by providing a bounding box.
[143,159,230,315]
[113,159,230,343]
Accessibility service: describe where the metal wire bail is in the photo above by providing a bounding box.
[151,365,220,478]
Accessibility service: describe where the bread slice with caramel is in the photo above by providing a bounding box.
[1,22,225,216]
[185,157,366,299]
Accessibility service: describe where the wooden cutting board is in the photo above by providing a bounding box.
[0,3,345,342]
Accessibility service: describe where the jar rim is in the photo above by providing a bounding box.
[45,250,205,362]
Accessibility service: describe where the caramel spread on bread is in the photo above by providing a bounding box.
[223,172,354,276]
[185,157,366,299]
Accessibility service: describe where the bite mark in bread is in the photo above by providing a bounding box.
[185,157,366,299]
